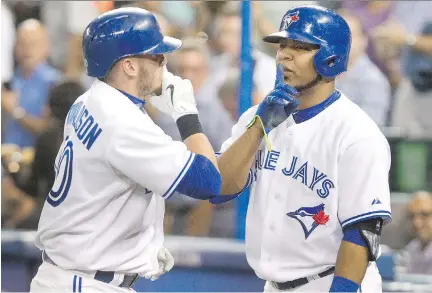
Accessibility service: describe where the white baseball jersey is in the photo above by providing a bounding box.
[35,79,195,275]
[220,90,392,283]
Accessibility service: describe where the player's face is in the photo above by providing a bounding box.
[136,55,166,98]
[276,39,320,89]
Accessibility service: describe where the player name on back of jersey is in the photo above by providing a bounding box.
[65,101,103,150]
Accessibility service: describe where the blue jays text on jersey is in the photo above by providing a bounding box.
[252,149,335,198]
[65,102,103,150]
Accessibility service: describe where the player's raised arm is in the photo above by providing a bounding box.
[213,65,299,198]
[330,137,392,292]
[145,68,221,200]
[150,68,219,170]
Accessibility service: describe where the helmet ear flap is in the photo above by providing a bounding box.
[325,55,338,68]
[313,46,346,79]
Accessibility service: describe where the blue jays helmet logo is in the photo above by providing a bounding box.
[281,11,300,30]
[287,203,330,239]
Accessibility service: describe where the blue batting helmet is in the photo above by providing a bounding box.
[263,5,351,79]
[82,7,182,78]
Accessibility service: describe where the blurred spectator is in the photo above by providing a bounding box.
[204,1,229,16]
[218,68,260,122]
[381,198,413,250]
[336,10,391,127]
[218,70,240,122]
[40,1,105,87]
[192,1,228,37]
[341,1,399,89]
[1,2,16,137]
[371,1,432,92]
[2,81,84,230]
[210,2,275,101]
[1,19,60,148]
[397,191,432,275]
[159,1,195,33]
[2,172,37,230]
[1,2,15,84]
[190,1,214,36]
[342,1,432,91]
[390,22,432,136]
[156,40,234,238]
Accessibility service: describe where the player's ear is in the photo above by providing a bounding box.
[121,58,139,78]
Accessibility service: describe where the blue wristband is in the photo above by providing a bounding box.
[329,276,359,292]
[342,229,367,247]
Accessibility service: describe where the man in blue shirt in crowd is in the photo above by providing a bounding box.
[2,19,60,148]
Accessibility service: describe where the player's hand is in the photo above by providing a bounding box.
[141,247,174,281]
[149,67,198,122]
[248,64,300,134]
[1,89,18,114]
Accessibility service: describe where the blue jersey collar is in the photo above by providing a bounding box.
[117,89,146,109]
[292,90,341,124]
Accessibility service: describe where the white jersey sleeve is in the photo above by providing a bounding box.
[217,106,259,192]
[107,116,194,199]
[337,136,392,229]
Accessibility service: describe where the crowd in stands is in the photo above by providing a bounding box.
[394,191,432,275]
[1,1,431,273]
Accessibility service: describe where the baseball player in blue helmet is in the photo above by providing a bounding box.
[82,8,181,79]
[211,5,391,292]
[263,4,351,91]
[30,7,245,292]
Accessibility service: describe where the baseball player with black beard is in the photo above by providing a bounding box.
[210,5,392,292]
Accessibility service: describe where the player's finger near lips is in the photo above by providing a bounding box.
[275,63,299,96]
[275,63,285,87]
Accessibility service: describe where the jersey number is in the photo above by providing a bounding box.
[47,139,74,207]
